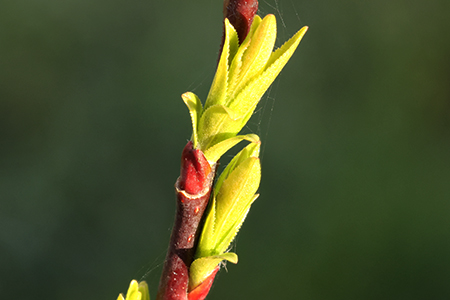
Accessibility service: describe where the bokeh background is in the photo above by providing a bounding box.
[1,0,450,299]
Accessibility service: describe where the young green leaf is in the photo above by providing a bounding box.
[213,156,261,253]
[194,141,261,259]
[228,15,276,101]
[203,133,259,163]
[204,19,237,110]
[197,104,242,152]
[117,280,150,300]
[186,14,307,157]
[189,253,238,290]
[182,92,203,148]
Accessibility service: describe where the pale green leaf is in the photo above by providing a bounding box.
[228,14,277,103]
[228,26,307,122]
[214,193,259,254]
[227,15,262,95]
[124,280,142,300]
[204,19,238,110]
[266,26,308,71]
[117,294,125,300]
[228,25,307,122]
[196,195,217,258]
[213,157,261,254]
[197,140,261,257]
[189,253,238,290]
[241,14,262,46]
[138,281,150,300]
[227,20,240,72]
[197,104,244,153]
[203,133,259,163]
[213,140,261,196]
[182,92,203,148]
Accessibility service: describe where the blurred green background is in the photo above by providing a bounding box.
[1,0,450,299]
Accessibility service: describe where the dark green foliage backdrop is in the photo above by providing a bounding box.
[1,1,449,299]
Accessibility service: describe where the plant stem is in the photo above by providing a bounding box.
[156,142,216,300]
[156,2,259,299]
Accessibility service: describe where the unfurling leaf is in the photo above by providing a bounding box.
[189,253,238,290]
[118,280,150,300]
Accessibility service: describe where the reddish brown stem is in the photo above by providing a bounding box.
[156,141,216,300]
